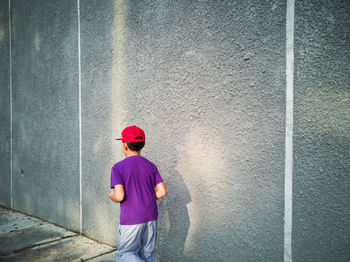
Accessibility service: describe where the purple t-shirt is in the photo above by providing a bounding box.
[110,155,163,225]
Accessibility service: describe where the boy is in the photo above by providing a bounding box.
[109,126,167,262]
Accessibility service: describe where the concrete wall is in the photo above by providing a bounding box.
[121,1,286,261]
[293,1,350,261]
[80,0,118,245]
[0,0,349,261]
[10,0,80,229]
[0,0,10,207]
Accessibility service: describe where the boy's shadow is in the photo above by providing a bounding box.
[157,148,191,261]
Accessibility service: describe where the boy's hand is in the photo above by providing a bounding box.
[155,182,167,200]
[109,185,125,203]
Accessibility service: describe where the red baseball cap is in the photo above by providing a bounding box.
[116,126,146,142]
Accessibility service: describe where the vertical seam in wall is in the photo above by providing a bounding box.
[9,0,13,209]
[284,0,295,261]
[77,0,82,234]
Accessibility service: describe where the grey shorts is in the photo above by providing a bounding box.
[116,220,157,262]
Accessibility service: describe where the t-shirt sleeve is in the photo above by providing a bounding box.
[110,165,123,189]
[154,165,163,186]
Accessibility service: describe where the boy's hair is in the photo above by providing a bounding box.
[125,136,145,152]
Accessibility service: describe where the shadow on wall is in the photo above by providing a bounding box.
[157,147,191,261]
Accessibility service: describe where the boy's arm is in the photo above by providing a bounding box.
[155,182,167,200]
[109,184,125,203]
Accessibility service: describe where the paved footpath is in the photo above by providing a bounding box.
[0,206,116,261]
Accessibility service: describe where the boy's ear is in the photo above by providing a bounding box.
[122,142,128,151]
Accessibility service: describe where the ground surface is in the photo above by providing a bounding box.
[0,206,116,261]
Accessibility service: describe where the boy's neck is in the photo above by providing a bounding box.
[125,151,141,157]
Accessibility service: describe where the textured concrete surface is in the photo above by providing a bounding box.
[0,0,11,207]
[79,1,286,260]
[293,1,350,261]
[3,0,285,259]
[10,0,80,230]
[0,206,115,261]
[1,0,350,261]
[1,236,114,262]
[0,222,76,255]
[118,1,286,261]
[88,251,116,262]
[80,0,120,245]
[0,206,42,236]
